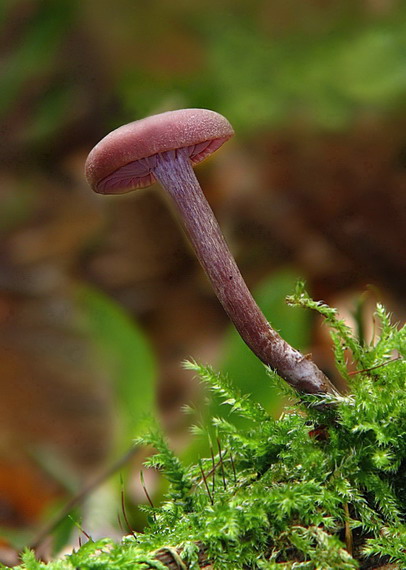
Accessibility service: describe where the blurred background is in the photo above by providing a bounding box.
[0,0,405,561]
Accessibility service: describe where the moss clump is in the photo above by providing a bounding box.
[13,290,405,569]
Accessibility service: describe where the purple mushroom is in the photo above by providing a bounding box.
[85,109,337,396]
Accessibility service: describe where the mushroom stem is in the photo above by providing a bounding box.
[149,148,337,396]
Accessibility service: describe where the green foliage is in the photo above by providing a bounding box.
[207,9,406,131]
[118,3,406,132]
[138,426,193,506]
[0,1,77,120]
[15,539,168,570]
[4,1,406,152]
[288,282,404,381]
[77,285,156,444]
[17,292,405,568]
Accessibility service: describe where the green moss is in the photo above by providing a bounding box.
[14,292,405,569]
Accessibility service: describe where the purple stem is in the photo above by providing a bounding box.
[146,148,337,396]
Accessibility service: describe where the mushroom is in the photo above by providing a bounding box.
[85,109,337,396]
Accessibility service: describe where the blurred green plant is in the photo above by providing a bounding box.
[118,3,406,131]
[76,285,156,446]
[206,12,406,130]
[0,1,77,120]
[3,1,406,152]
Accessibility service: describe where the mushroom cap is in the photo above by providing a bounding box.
[85,108,234,194]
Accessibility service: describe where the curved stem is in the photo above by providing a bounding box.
[152,149,337,396]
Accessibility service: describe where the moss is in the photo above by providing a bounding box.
[13,291,405,569]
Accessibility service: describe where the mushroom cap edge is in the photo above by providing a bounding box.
[85,108,234,194]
